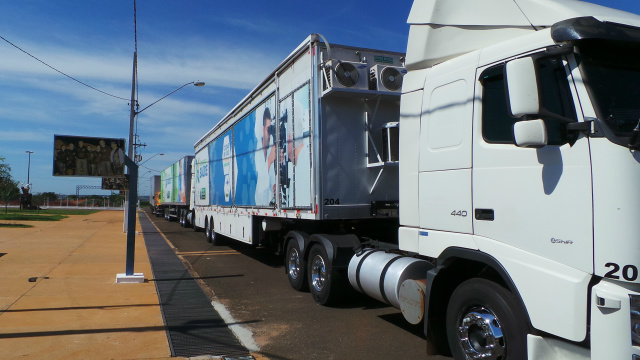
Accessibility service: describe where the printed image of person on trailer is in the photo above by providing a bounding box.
[278,84,311,208]
[256,105,277,206]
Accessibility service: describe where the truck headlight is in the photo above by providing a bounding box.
[632,295,640,346]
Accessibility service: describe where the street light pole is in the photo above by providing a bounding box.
[117,51,143,283]
[128,52,137,162]
[25,151,33,186]
[118,49,204,283]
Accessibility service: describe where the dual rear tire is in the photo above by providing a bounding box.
[204,217,219,245]
[285,241,344,306]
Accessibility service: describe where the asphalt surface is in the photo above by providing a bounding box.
[144,209,453,360]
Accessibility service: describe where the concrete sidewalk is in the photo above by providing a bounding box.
[0,211,178,360]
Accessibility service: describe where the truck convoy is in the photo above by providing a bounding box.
[154,0,640,358]
[154,156,194,225]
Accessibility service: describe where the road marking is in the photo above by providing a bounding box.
[176,250,241,256]
[211,300,260,352]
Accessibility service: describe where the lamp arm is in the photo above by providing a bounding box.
[136,82,194,115]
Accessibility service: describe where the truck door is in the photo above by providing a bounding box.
[472,55,593,273]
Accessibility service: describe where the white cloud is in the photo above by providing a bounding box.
[0,130,51,142]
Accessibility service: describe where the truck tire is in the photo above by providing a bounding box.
[179,210,185,227]
[205,218,221,245]
[446,278,528,360]
[192,213,199,232]
[285,239,307,291]
[308,244,344,305]
[210,224,219,245]
[205,217,212,243]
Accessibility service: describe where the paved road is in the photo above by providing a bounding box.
[144,210,453,360]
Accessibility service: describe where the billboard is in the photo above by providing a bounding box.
[102,176,129,190]
[53,135,126,177]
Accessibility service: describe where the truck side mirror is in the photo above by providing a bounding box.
[506,57,540,117]
[514,119,547,148]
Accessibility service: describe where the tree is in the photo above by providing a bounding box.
[0,157,20,213]
[32,192,59,207]
[109,193,125,207]
[40,192,58,201]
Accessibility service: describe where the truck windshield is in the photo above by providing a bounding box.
[578,40,640,142]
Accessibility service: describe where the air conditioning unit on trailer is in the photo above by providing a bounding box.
[323,60,369,91]
[369,65,406,92]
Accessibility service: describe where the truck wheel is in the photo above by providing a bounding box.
[285,240,307,291]
[184,212,191,228]
[179,210,184,227]
[210,225,219,245]
[192,214,198,232]
[308,244,343,305]
[446,278,528,360]
[205,217,213,243]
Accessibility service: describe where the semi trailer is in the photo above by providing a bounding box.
[157,155,194,225]
[149,175,161,216]
[162,0,640,358]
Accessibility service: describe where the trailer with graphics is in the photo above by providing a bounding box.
[191,34,405,298]
[149,175,162,216]
[185,0,640,358]
[158,156,194,225]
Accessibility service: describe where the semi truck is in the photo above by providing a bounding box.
[169,0,640,358]
[149,175,162,216]
[157,155,194,225]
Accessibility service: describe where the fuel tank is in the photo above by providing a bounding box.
[347,249,432,309]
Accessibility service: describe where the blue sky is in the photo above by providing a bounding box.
[0,0,638,197]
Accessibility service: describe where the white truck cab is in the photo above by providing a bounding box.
[400,0,640,358]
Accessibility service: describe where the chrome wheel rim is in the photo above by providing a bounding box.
[310,254,326,292]
[457,306,506,360]
[288,247,301,280]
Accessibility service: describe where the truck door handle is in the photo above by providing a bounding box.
[475,209,494,221]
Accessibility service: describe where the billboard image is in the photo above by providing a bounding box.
[102,176,129,190]
[53,135,126,177]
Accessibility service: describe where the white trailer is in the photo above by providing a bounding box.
[191,36,406,301]
[187,0,640,358]
[159,155,194,225]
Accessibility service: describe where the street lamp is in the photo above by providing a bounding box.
[25,151,33,187]
[119,49,205,282]
[134,82,205,117]
[139,153,164,165]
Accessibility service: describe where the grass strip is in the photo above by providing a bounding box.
[0,209,100,221]
[0,223,34,228]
